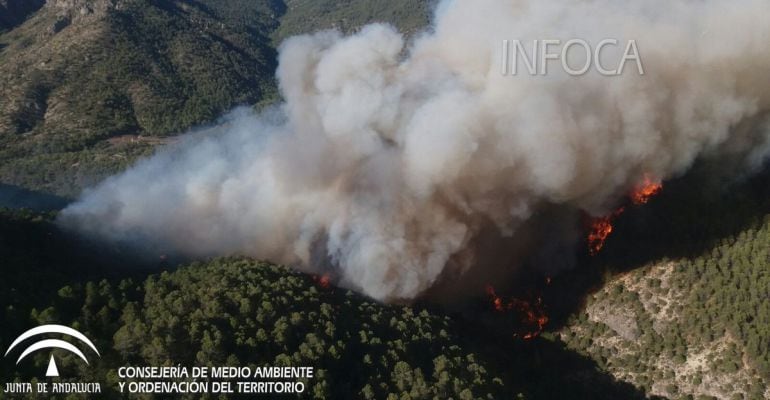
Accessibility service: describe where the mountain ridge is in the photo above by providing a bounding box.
[0,0,431,197]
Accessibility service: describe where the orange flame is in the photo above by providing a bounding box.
[587,206,625,255]
[587,175,663,255]
[630,175,663,205]
[587,216,614,255]
[485,285,549,340]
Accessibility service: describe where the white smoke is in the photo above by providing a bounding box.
[60,0,770,302]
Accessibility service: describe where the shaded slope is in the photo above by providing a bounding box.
[0,209,649,400]
[0,0,46,33]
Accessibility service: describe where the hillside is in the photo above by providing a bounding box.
[0,0,284,197]
[558,173,770,400]
[273,0,431,43]
[0,0,431,198]
[2,2,770,400]
[0,209,649,400]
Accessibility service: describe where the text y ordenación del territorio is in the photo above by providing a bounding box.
[117,366,314,394]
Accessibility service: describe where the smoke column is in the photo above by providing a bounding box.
[60,0,770,302]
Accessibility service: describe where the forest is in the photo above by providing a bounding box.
[0,207,653,399]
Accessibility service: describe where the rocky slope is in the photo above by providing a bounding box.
[558,175,770,400]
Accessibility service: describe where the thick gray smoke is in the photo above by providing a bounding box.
[60,0,770,302]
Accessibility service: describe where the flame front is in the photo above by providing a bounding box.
[587,175,663,255]
[630,175,663,205]
[588,215,615,255]
[485,285,549,340]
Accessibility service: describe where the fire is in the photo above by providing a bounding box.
[587,215,614,255]
[630,175,663,205]
[313,274,332,289]
[587,206,625,255]
[485,285,549,340]
[587,175,663,255]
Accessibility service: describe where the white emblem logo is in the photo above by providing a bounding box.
[5,325,100,377]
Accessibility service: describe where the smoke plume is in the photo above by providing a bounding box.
[60,0,770,302]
